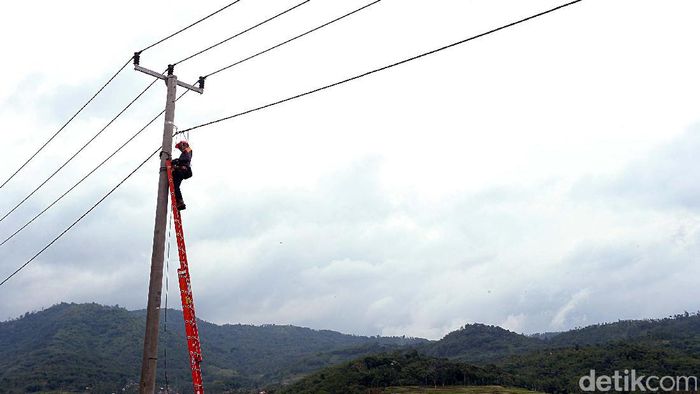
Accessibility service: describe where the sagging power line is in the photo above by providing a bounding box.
[0,90,190,248]
[0,0,583,292]
[0,58,132,190]
[1,0,355,245]
[173,0,311,66]
[4,0,323,232]
[138,0,245,53]
[0,147,160,288]
[1,1,246,191]
[204,0,382,78]
[0,79,159,224]
[1,2,587,392]
[181,0,584,134]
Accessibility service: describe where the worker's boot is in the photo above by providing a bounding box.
[176,199,186,211]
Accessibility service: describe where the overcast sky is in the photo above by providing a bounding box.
[1,0,699,340]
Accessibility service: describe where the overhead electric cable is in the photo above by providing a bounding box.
[181,0,583,134]
[173,0,311,66]
[139,0,245,53]
[1,0,583,287]
[4,0,379,240]
[0,79,159,224]
[0,90,190,247]
[0,58,133,190]
[0,148,160,288]
[204,0,382,78]
[1,1,244,190]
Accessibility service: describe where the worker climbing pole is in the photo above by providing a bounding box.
[166,158,204,393]
[133,53,205,393]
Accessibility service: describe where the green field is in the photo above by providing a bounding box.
[383,386,544,394]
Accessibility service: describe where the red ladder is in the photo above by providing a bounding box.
[166,159,204,394]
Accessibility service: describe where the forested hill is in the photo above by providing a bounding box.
[421,323,544,362]
[4,302,700,393]
[279,350,519,394]
[0,303,425,393]
[543,311,700,348]
[282,313,700,393]
[419,312,700,363]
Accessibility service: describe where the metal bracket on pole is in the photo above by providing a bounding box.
[134,64,204,94]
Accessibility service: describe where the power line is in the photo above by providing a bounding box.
[0,147,160,288]
[0,57,133,190]
[204,0,382,78]
[173,0,311,66]
[2,0,354,197]
[0,0,374,234]
[139,0,245,53]
[1,1,246,191]
[0,90,190,248]
[0,79,159,224]
[1,0,583,287]
[0,0,354,245]
[181,0,583,134]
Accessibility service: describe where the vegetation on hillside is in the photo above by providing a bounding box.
[501,341,700,393]
[384,386,543,393]
[4,303,700,393]
[278,351,513,394]
[421,323,543,362]
[0,303,424,393]
[544,311,700,348]
[278,312,700,393]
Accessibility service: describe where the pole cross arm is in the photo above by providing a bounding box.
[135,64,204,94]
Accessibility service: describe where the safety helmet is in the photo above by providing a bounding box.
[175,140,189,150]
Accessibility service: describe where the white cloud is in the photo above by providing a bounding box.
[551,289,590,329]
[2,0,700,341]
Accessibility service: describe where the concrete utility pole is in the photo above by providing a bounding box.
[133,54,204,394]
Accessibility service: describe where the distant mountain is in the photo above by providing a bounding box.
[421,323,544,363]
[282,338,700,394]
[281,313,700,394]
[411,313,700,393]
[4,302,700,393]
[543,311,700,349]
[418,312,700,364]
[0,303,425,393]
[0,303,143,393]
[496,312,700,392]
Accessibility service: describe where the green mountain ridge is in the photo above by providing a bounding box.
[421,323,544,363]
[278,350,516,394]
[0,303,426,393]
[4,303,700,393]
[284,312,700,393]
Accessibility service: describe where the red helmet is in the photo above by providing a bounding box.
[175,140,189,150]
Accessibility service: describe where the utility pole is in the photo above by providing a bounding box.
[133,53,204,394]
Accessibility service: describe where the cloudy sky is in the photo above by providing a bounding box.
[1,0,699,340]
